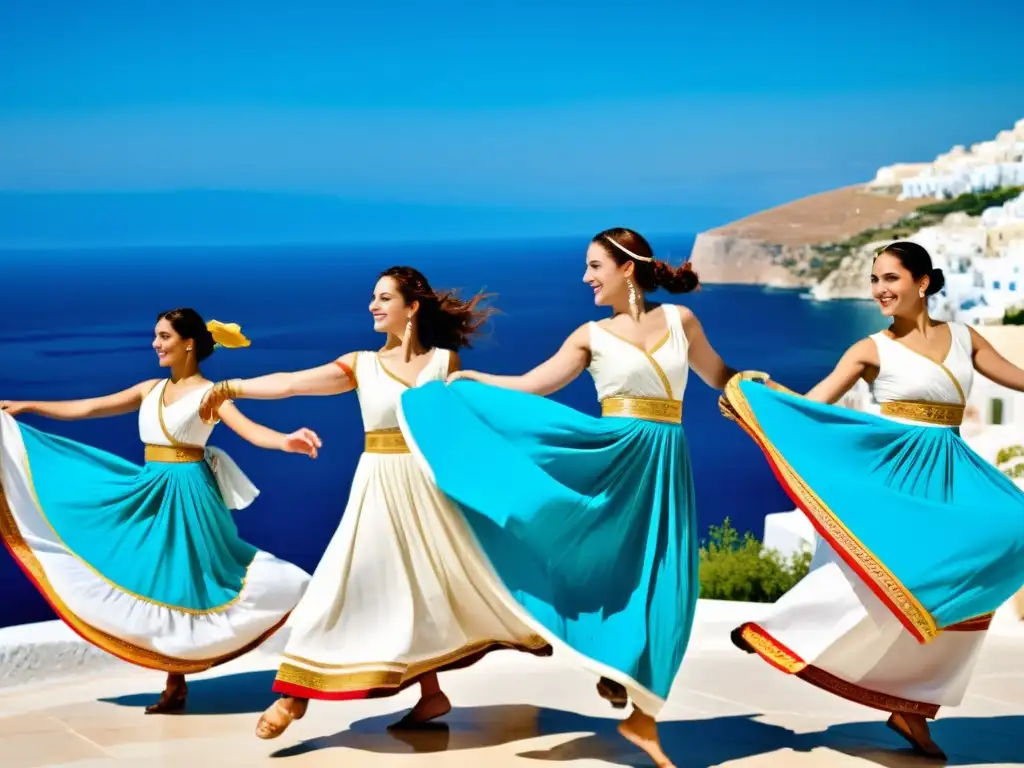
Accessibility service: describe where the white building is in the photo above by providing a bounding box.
[868,117,1024,199]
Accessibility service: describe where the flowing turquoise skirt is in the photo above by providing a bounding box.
[0,415,308,672]
[720,374,1024,641]
[399,381,698,713]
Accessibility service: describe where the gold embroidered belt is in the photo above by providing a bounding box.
[144,444,206,463]
[879,399,964,427]
[601,396,682,424]
[364,428,410,454]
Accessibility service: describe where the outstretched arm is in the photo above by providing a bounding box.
[805,338,878,403]
[681,308,737,391]
[969,327,1024,392]
[451,325,590,396]
[233,353,357,400]
[218,402,322,457]
[201,354,357,422]
[1,379,161,421]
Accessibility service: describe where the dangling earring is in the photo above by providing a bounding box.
[186,346,193,353]
[401,317,413,362]
[627,279,640,321]
[919,288,926,299]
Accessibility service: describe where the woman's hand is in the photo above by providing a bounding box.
[0,400,33,416]
[282,428,322,458]
[446,369,480,384]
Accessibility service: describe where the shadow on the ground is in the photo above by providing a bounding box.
[268,704,1024,767]
[98,672,1024,766]
[99,670,279,716]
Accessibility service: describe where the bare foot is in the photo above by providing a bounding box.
[255,697,307,740]
[617,707,675,767]
[388,692,452,729]
[886,713,946,760]
[145,676,188,715]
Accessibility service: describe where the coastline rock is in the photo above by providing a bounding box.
[689,233,815,289]
[809,243,879,301]
[690,185,929,290]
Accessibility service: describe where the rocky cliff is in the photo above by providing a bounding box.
[688,234,816,288]
[689,185,928,290]
[808,245,876,301]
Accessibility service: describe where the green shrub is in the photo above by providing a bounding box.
[1003,306,1024,325]
[698,517,812,602]
[917,186,1024,217]
[996,445,1024,480]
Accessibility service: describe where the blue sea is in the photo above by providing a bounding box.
[0,236,885,629]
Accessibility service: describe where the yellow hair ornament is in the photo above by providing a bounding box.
[206,320,251,349]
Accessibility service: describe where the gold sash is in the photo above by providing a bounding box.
[879,399,964,427]
[364,428,410,454]
[144,444,206,463]
[601,396,682,424]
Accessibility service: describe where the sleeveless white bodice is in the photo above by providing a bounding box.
[139,380,216,448]
[355,348,452,431]
[869,322,973,411]
[587,304,690,401]
[137,379,257,509]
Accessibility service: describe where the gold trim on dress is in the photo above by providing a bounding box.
[375,349,441,390]
[0,486,283,672]
[881,329,966,405]
[276,635,551,693]
[722,372,939,642]
[593,320,674,399]
[601,396,682,424]
[740,623,940,718]
[364,428,410,454]
[144,444,206,463]
[879,400,964,427]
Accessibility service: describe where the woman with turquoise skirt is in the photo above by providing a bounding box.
[0,309,316,714]
[720,241,1024,759]
[396,228,738,768]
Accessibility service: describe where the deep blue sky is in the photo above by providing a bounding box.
[1,1,1022,246]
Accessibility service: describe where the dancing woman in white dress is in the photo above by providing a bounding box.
[399,228,741,767]
[199,267,549,739]
[0,309,317,714]
[721,242,1024,759]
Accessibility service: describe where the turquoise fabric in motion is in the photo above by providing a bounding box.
[17,423,255,612]
[723,376,1024,640]
[400,380,698,704]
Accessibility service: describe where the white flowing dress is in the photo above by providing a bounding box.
[737,324,990,717]
[272,350,549,700]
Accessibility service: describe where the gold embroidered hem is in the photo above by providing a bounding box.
[364,428,410,454]
[144,444,206,463]
[0,486,285,673]
[273,635,552,697]
[601,396,682,424]
[722,372,939,642]
[739,623,940,719]
[879,400,964,427]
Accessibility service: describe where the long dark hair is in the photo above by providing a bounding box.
[157,308,216,360]
[380,266,495,350]
[875,241,946,296]
[594,227,699,294]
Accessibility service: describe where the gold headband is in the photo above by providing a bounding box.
[206,320,250,349]
[604,235,654,262]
